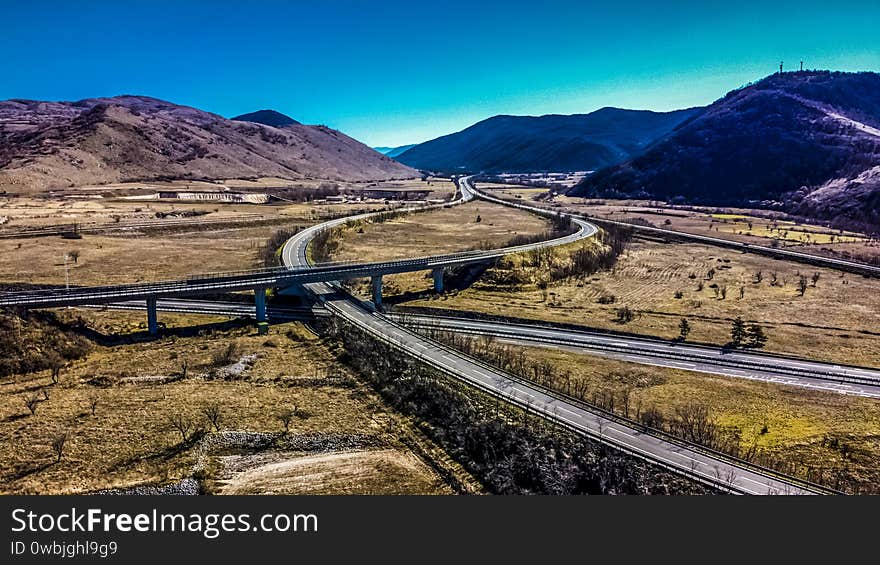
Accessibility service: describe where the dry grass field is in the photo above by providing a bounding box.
[480,184,880,263]
[508,345,880,493]
[329,200,553,296]
[0,310,460,494]
[0,226,276,286]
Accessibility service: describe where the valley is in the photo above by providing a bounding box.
[2,70,879,498]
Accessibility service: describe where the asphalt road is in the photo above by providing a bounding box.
[280,176,821,494]
[393,313,880,398]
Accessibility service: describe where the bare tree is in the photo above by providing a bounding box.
[67,249,81,264]
[46,352,64,384]
[167,413,194,443]
[202,403,224,432]
[51,431,68,463]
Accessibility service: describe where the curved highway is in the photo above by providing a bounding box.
[280,175,823,495]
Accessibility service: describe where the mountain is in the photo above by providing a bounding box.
[374,144,416,158]
[0,96,417,192]
[232,109,300,127]
[395,107,702,173]
[572,71,880,231]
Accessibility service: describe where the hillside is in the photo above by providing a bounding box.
[395,107,701,173]
[0,96,416,192]
[572,71,880,231]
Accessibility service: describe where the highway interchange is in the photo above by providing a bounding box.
[5,174,874,494]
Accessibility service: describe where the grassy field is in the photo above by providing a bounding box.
[501,345,880,493]
[0,310,463,494]
[0,226,281,286]
[480,184,880,263]
[329,200,553,297]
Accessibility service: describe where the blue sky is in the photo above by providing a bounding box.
[3,1,878,146]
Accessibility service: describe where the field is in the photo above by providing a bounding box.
[0,190,456,286]
[480,184,880,264]
[328,200,553,296]
[503,345,880,493]
[0,309,463,494]
[0,225,281,287]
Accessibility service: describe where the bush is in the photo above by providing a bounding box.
[615,306,636,324]
[211,343,241,367]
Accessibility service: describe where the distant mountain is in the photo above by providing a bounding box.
[374,144,416,158]
[395,107,701,173]
[0,96,416,191]
[572,71,880,231]
[232,109,300,128]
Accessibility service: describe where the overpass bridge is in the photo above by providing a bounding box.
[0,177,593,333]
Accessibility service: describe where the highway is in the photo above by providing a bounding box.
[95,297,329,321]
[280,175,824,495]
[94,296,880,398]
[586,215,880,276]
[392,313,880,398]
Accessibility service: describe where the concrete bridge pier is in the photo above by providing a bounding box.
[432,268,445,294]
[254,287,267,323]
[371,275,383,307]
[146,298,159,335]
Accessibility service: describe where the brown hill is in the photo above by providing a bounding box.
[572,71,880,232]
[0,96,416,192]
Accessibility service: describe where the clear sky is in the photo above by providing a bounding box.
[3,0,878,146]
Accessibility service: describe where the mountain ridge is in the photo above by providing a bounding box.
[395,107,703,173]
[0,96,416,191]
